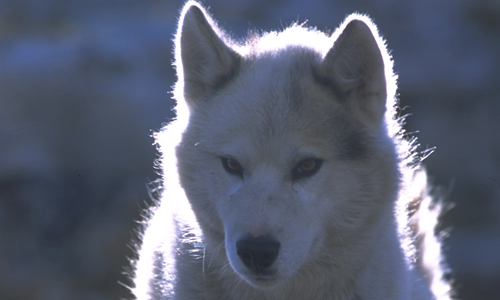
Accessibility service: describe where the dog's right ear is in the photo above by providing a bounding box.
[320,17,388,127]
[175,2,241,107]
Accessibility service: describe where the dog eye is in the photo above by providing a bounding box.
[222,157,243,176]
[292,159,322,180]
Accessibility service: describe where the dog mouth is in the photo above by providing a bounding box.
[242,272,281,289]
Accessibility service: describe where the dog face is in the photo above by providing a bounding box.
[174,3,399,289]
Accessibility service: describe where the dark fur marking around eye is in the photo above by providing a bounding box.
[338,129,370,160]
[333,115,372,160]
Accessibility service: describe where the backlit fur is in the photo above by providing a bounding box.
[129,2,453,299]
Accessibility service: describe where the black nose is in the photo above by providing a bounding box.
[236,235,280,273]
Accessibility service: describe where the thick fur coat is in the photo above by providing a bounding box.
[129,2,453,299]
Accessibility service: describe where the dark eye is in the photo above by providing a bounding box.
[222,157,243,177]
[292,159,322,180]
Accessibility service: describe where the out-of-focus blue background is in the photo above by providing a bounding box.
[0,0,498,299]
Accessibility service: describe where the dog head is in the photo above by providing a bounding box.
[173,2,400,289]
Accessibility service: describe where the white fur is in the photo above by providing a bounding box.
[129,2,453,299]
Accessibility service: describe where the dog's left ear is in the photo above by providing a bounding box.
[320,18,387,125]
[176,2,241,107]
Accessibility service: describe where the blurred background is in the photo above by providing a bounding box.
[0,0,498,299]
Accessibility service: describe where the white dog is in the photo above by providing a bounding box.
[129,2,453,299]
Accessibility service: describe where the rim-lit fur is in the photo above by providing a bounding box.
[129,2,453,299]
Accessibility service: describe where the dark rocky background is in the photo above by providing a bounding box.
[0,0,498,299]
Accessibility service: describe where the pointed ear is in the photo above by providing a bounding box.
[320,18,387,125]
[176,3,241,106]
